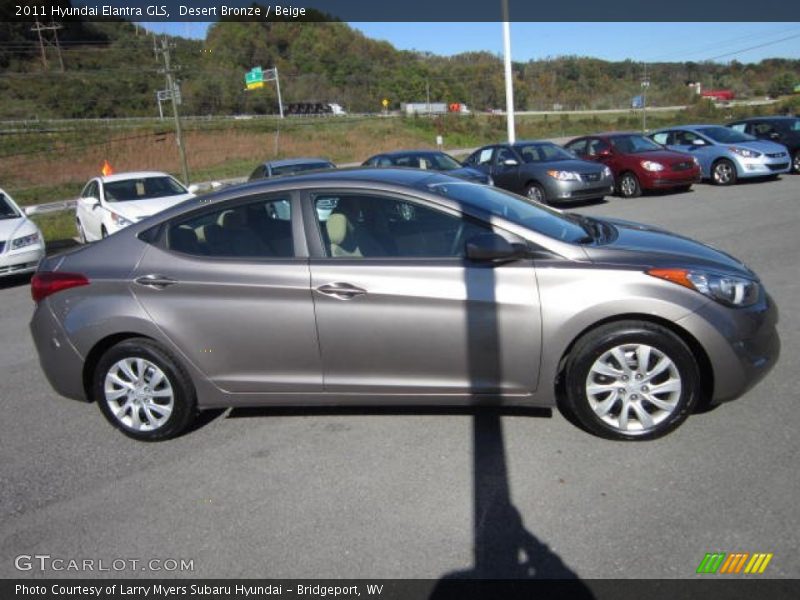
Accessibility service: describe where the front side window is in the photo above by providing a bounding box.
[0,193,20,219]
[728,123,747,133]
[650,132,670,145]
[167,197,294,258]
[565,139,587,156]
[312,193,491,258]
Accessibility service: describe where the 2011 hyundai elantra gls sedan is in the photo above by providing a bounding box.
[30,169,779,441]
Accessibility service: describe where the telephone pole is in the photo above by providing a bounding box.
[641,63,650,132]
[31,19,65,72]
[156,37,190,185]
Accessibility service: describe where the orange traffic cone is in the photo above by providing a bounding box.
[101,160,114,177]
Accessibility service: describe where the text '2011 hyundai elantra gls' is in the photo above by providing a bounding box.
[30,169,779,441]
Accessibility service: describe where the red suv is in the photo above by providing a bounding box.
[565,133,701,198]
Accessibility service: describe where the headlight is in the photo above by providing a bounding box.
[547,170,580,181]
[11,231,40,250]
[647,268,760,307]
[603,166,612,178]
[728,146,761,158]
[110,212,134,228]
[486,176,494,186]
[641,161,665,172]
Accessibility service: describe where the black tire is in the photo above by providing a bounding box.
[675,185,692,193]
[792,150,800,175]
[711,158,737,186]
[562,320,700,441]
[93,338,197,441]
[101,225,108,239]
[523,182,547,204]
[617,172,641,198]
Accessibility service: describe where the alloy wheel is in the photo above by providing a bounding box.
[103,358,174,432]
[585,343,682,434]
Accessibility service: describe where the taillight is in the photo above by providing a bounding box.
[31,272,90,303]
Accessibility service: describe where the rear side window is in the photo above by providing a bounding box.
[566,139,587,156]
[650,132,670,145]
[167,197,294,258]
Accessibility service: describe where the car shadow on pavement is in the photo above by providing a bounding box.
[0,273,32,290]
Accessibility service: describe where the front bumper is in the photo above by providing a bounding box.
[676,291,780,403]
[0,244,45,277]
[548,178,615,203]
[732,152,791,178]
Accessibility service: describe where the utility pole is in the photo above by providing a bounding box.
[501,0,516,143]
[641,63,650,133]
[156,37,190,185]
[31,20,65,72]
[426,79,431,115]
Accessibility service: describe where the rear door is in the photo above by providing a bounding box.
[131,192,322,394]
[304,188,542,398]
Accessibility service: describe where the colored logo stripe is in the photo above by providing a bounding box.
[744,553,773,574]
[697,553,726,574]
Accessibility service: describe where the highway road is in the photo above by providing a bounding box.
[1,175,798,580]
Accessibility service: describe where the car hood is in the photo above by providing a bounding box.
[448,166,491,183]
[530,159,605,173]
[725,139,788,154]
[107,193,194,221]
[584,217,755,279]
[626,149,692,163]
[0,216,35,243]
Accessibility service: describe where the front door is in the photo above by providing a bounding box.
[305,190,542,399]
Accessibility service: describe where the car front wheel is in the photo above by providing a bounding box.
[563,320,700,440]
[93,338,197,441]
[792,150,800,174]
[524,182,547,204]
[617,172,641,198]
[711,159,737,185]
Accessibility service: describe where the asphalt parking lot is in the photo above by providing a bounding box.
[1,175,798,581]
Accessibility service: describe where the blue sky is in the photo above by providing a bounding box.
[140,22,800,63]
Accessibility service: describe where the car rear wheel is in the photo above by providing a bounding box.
[792,150,800,174]
[93,338,197,441]
[711,159,737,185]
[524,182,547,204]
[562,320,700,441]
[617,172,641,198]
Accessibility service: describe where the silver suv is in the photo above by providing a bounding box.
[30,169,779,441]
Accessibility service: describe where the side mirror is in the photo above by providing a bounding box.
[465,233,519,262]
[187,184,200,194]
[23,206,36,216]
[502,158,519,166]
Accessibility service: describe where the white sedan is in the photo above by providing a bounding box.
[75,171,195,242]
[0,187,46,277]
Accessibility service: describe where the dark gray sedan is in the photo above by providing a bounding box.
[363,150,493,185]
[462,141,614,204]
[248,157,336,180]
[30,169,778,442]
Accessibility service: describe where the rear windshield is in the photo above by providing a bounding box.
[104,177,187,202]
[422,178,588,244]
[0,193,20,219]
[696,126,755,143]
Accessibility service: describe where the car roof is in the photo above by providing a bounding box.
[372,149,448,157]
[98,171,176,183]
[730,115,798,122]
[265,157,333,167]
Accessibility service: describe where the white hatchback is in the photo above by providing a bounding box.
[0,187,45,277]
[75,171,195,242]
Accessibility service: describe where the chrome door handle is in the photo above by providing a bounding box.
[315,282,367,300]
[135,275,177,288]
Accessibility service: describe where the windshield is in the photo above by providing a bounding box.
[696,126,755,143]
[387,153,462,171]
[0,193,21,219]
[104,177,187,202]
[515,143,575,163]
[271,162,333,176]
[422,179,589,243]
[609,135,663,153]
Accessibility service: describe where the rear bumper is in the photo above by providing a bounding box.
[30,300,89,402]
[676,291,780,403]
